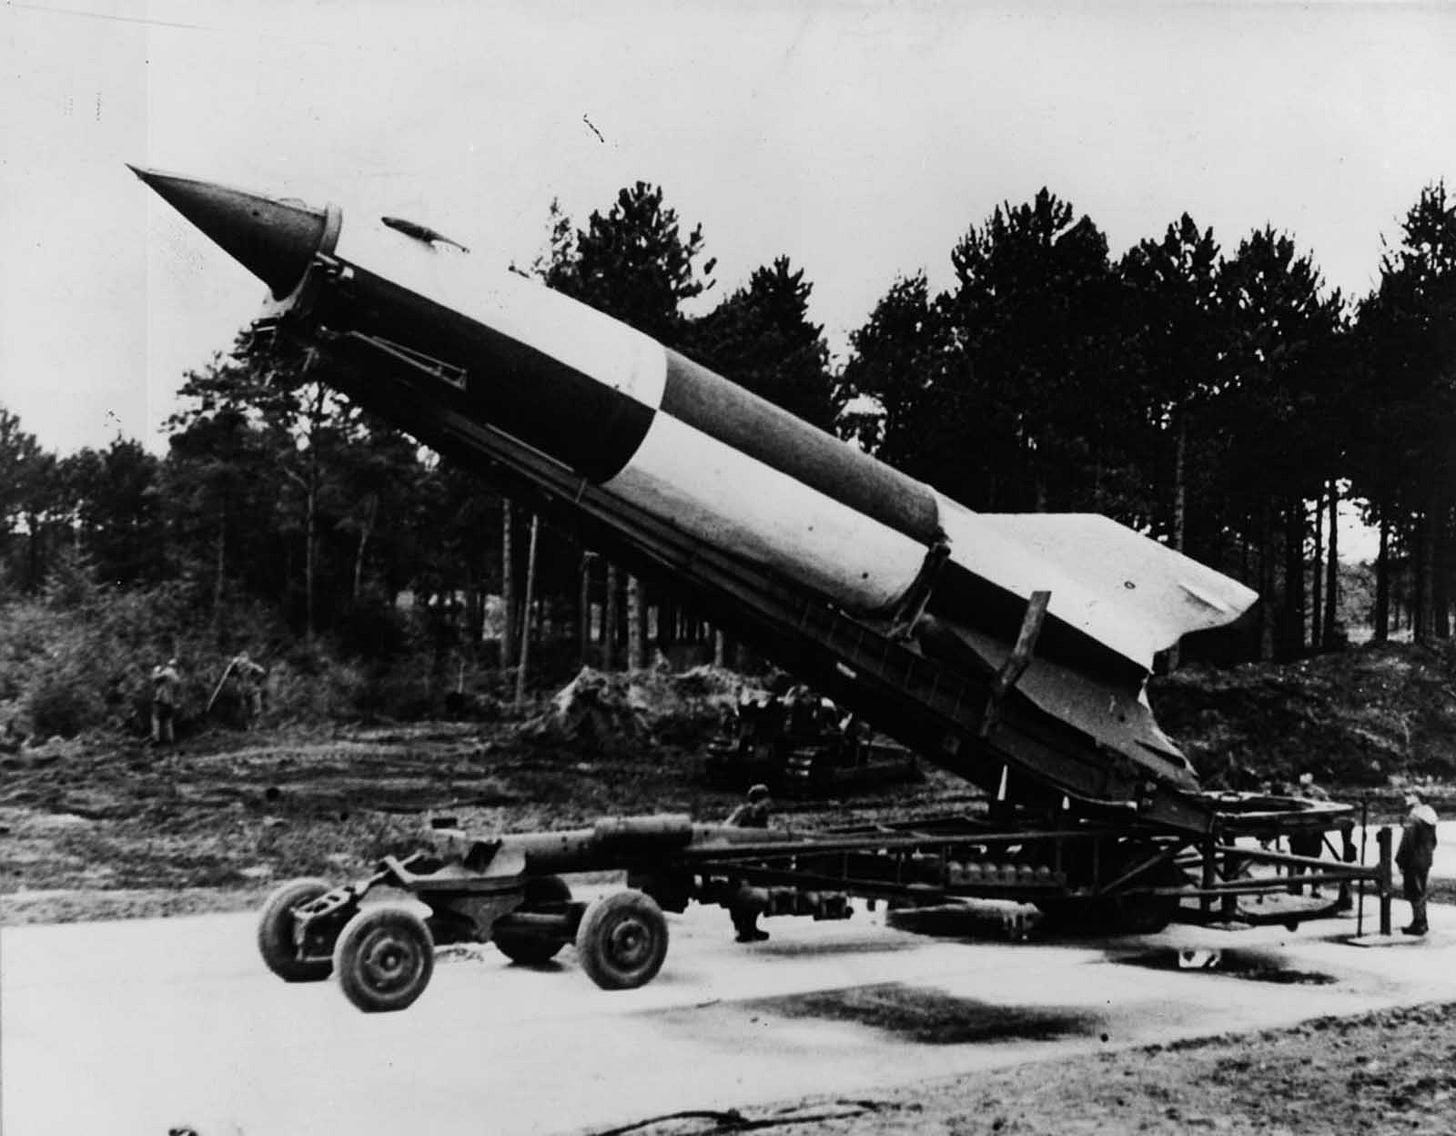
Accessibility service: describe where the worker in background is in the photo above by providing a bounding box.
[150,657,180,746]
[231,651,267,731]
[1288,771,1331,896]
[1297,771,1330,801]
[1334,819,1359,913]
[726,783,771,828]
[726,783,773,941]
[1395,789,1439,936]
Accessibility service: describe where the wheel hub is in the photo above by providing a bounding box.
[360,930,421,992]
[607,918,651,966]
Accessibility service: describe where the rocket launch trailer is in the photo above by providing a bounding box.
[135,168,1394,1014]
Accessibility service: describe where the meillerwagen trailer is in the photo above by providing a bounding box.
[130,168,1393,1014]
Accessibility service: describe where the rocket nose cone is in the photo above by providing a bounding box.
[130,166,329,299]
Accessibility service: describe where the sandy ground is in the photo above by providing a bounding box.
[708,1001,1456,1136]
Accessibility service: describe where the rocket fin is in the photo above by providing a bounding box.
[937,505,1257,674]
[917,616,1199,789]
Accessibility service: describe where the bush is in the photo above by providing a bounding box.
[25,661,105,737]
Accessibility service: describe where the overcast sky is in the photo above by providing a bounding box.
[3,0,1453,494]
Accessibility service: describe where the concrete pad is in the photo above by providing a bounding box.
[5,896,1456,1136]
[1347,932,1439,948]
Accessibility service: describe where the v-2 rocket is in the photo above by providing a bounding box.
[132,166,1257,796]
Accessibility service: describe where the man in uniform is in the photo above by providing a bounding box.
[1395,789,1439,936]
[726,784,772,941]
[726,783,771,828]
[151,657,180,746]
[231,652,267,730]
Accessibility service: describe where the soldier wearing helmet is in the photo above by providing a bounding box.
[726,784,773,941]
[726,783,772,828]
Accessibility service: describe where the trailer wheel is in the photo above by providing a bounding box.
[334,904,435,1013]
[257,878,333,982]
[574,889,668,990]
[494,876,572,966]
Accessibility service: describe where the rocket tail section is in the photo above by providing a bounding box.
[915,614,1197,788]
[932,503,1258,680]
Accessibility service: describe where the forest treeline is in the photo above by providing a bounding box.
[2,179,1454,735]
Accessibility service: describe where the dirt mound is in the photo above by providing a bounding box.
[1152,641,1456,789]
[516,665,763,755]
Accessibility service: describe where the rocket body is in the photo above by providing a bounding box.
[134,169,1257,787]
[312,211,938,615]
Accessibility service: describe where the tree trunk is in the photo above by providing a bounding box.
[1374,512,1391,642]
[1436,504,1451,640]
[1172,415,1187,553]
[627,574,644,671]
[1163,417,1188,673]
[604,562,618,670]
[1416,499,1437,645]
[514,514,539,708]
[713,629,726,668]
[25,511,42,591]
[212,501,226,628]
[464,566,482,644]
[1258,500,1276,662]
[1284,497,1305,654]
[501,499,515,670]
[352,495,377,602]
[1323,479,1338,646]
[1311,482,1324,648]
[304,443,318,645]
[579,551,595,667]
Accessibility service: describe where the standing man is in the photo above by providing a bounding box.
[1395,789,1439,936]
[151,657,180,746]
[231,651,267,731]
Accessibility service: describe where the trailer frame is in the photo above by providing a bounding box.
[260,800,1393,1012]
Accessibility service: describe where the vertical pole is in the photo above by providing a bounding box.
[1356,796,1369,937]
[1200,837,1217,921]
[514,514,539,710]
[1220,841,1239,922]
[1376,827,1393,937]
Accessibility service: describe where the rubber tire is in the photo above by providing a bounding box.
[257,877,333,982]
[494,876,572,966]
[574,889,669,991]
[333,904,435,1014]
